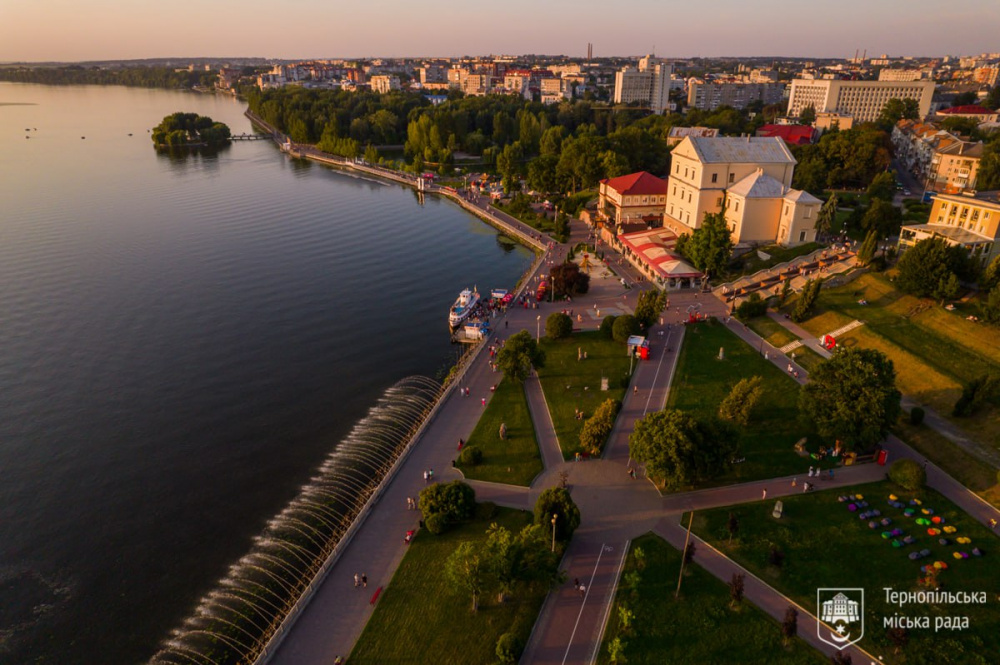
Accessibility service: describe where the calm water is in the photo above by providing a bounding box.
[0,83,532,664]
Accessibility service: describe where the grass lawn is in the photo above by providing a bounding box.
[894,418,1000,509]
[597,534,825,665]
[536,331,630,459]
[746,315,800,349]
[667,320,831,488]
[792,272,1000,450]
[458,377,542,487]
[690,481,1000,664]
[350,508,545,664]
[788,346,827,374]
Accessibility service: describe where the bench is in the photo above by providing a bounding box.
[370,586,383,605]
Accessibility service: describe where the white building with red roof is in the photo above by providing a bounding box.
[616,228,701,286]
[936,105,999,123]
[597,171,669,226]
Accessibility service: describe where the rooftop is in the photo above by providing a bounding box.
[902,223,993,244]
[728,170,788,199]
[600,171,669,197]
[757,124,815,146]
[617,228,701,278]
[685,136,796,165]
[939,105,996,115]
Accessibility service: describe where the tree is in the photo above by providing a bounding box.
[727,512,739,544]
[612,315,641,343]
[980,286,1000,325]
[934,272,961,305]
[633,290,667,329]
[889,459,926,490]
[599,315,617,339]
[534,487,581,542]
[546,312,573,340]
[718,376,764,426]
[496,330,545,384]
[798,104,816,124]
[798,348,902,450]
[782,607,799,645]
[896,238,968,298]
[579,398,622,455]
[815,193,838,237]
[981,255,1000,291]
[446,540,488,612]
[484,524,523,603]
[496,633,524,664]
[419,481,476,533]
[735,292,768,321]
[527,154,559,193]
[364,143,379,164]
[550,261,590,297]
[856,229,879,266]
[685,211,733,279]
[629,409,739,489]
[866,171,896,201]
[860,198,902,238]
[791,278,823,322]
[877,97,919,128]
[729,572,745,607]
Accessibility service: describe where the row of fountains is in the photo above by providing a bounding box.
[151,376,443,665]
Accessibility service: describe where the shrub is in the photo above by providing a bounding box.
[909,407,925,426]
[418,480,476,534]
[580,398,622,455]
[889,459,926,490]
[718,376,764,425]
[599,315,617,339]
[546,312,573,339]
[459,445,483,466]
[952,375,1000,417]
[496,632,523,665]
[424,512,447,535]
[534,487,581,542]
[735,292,768,321]
[612,314,640,343]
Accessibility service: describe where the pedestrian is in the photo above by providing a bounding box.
[633,385,638,395]
[579,584,586,597]
[361,573,367,588]
[762,488,768,500]
[828,468,834,480]
[354,573,360,588]
[505,320,509,328]
[808,466,814,477]
[629,468,636,480]
[481,397,487,407]
[791,477,797,487]
[991,519,998,529]
[428,468,434,481]
[458,438,464,451]
[573,577,580,588]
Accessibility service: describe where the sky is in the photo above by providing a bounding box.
[1,0,998,63]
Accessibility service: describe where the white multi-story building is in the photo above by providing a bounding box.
[613,55,673,112]
[369,75,401,94]
[787,79,936,122]
[687,82,786,111]
[877,69,926,82]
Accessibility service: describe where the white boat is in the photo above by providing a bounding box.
[449,288,480,327]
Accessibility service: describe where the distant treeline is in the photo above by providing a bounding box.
[0,65,217,89]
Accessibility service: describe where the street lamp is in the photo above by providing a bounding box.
[536,314,541,341]
[551,513,558,552]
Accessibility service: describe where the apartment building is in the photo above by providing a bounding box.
[613,55,673,112]
[899,191,1000,265]
[787,79,935,122]
[664,136,818,246]
[370,75,401,94]
[877,69,925,82]
[928,141,984,194]
[686,81,786,111]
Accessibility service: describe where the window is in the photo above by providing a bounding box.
[672,185,676,195]
[675,164,679,174]
[729,173,735,183]
[784,204,789,215]
[711,173,718,183]
[804,207,812,219]
[688,193,692,203]
[800,231,807,242]
[735,201,740,212]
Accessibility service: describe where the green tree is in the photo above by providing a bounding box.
[685,210,733,279]
[860,198,902,237]
[978,137,1000,191]
[579,398,622,455]
[633,290,667,329]
[718,376,764,426]
[857,229,879,265]
[496,633,524,664]
[364,143,379,164]
[798,104,816,124]
[497,141,525,193]
[895,238,967,298]
[735,292,768,321]
[877,97,919,128]
[866,171,896,201]
[934,272,961,305]
[527,154,559,193]
[791,278,823,322]
[546,312,573,339]
[599,315,617,339]
[540,125,566,156]
[446,540,488,612]
[628,409,738,489]
[484,524,523,603]
[496,330,546,384]
[782,607,799,645]
[981,255,1000,291]
[534,487,581,542]
[815,193,839,236]
[612,314,641,343]
[798,348,901,450]
[419,481,476,533]
[980,286,1000,325]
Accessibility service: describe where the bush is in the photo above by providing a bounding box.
[718,376,764,426]
[599,315,617,339]
[579,398,622,455]
[735,292,768,321]
[496,632,524,665]
[418,480,476,534]
[546,312,573,339]
[612,314,640,343]
[889,459,926,490]
[424,512,447,535]
[909,407,925,426]
[459,445,483,466]
[952,375,1000,417]
[534,487,581,542]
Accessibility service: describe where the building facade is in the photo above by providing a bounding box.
[369,75,401,94]
[687,82,786,111]
[787,79,935,122]
[613,55,673,112]
[898,192,1000,265]
[597,171,669,226]
[928,141,983,194]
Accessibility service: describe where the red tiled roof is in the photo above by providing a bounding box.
[757,124,815,146]
[939,105,994,115]
[600,171,668,196]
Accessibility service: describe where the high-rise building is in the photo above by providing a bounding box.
[613,55,673,112]
[587,43,593,60]
[786,79,935,122]
[687,82,786,111]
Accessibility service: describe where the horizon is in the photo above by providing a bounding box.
[1,0,997,63]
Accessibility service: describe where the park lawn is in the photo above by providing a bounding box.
[458,377,542,487]
[794,273,1000,449]
[689,481,1000,664]
[667,320,829,488]
[788,346,826,374]
[536,331,630,459]
[350,508,544,665]
[894,418,1000,509]
[597,534,826,665]
[746,315,800,349]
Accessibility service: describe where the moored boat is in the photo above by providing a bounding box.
[449,288,480,327]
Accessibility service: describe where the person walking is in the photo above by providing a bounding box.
[579,583,586,597]
[791,477,797,488]
[481,397,487,407]
[423,470,428,483]
[354,573,360,588]
[361,573,367,588]
[633,385,638,395]
[762,488,768,500]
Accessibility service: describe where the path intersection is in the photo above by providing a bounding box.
[271,216,1000,665]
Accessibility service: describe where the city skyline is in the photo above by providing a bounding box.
[1,0,998,63]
